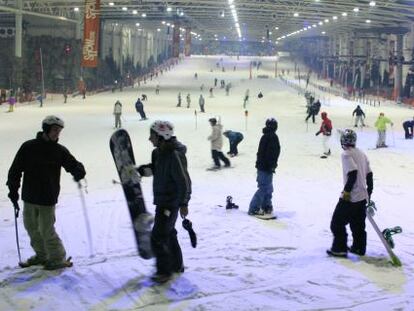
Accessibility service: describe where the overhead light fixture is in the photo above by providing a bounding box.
[109,2,114,6]
[342,12,347,16]
[366,19,371,23]
[293,12,299,17]
[135,22,140,26]
[74,7,79,12]
[322,31,326,34]
[162,21,166,24]
[275,26,279,30]
[318,21,323,25]
[167,7,172,12]
[157,28,161,32]
[141,13,146,17]
[353,7,359,12]
[122,7,127,11]
[324,19,329,23]
[132,10,137,14]
[369,1,376,7]
[333,16,338,20]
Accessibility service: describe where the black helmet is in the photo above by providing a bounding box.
[340,129,357,147]
[265,117,278,131]
[209,117,217,124]
[42,115,64,133]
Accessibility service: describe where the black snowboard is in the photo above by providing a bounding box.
[110,129,153,259]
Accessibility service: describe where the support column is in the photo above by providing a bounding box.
[172,22,180,57]
[184,27,191,56]
[15,0,22,58]
[395,34,403,102]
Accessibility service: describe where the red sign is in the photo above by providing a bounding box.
[81,0,100,67]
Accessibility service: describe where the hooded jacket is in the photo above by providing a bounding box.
[375,115,392,131]
[208,123,223,150]
[255,127,281,173]
[319,112,332,136]
[7,132,85,205]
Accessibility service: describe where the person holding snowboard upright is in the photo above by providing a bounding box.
[208,118,230,170]
[248,118,280,217]
[7,115,86,270]
[137,120,192,283]
[374,112,393,148]
[223,130,244,157]
[352,105,366,127]
[316,111,332,158]
[327,129,373,258]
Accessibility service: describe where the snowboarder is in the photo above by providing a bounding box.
[135,97,147,120]
[177,92,182,107]
[352,105,366,127]
[208,118,230,170]
[198,94,205,113]
[209,87,214,98]
[36,94,43,107]
[223,130,244,156]
[315,111,332,158]
[141,94,148,101]
[113,100,122,128]
[194,73,198,79]
[63,89,68,104]
[243,89,250,109]
[327,129,373,257]
[374,112,393,148]
[258,92,263,99]
[248,118,280,216]
[7,92,16,112]
[402,117,414,139]
[137,121,191,283]
[186,93,191,109]
[305,98,320,124]
[214,78,218,87]
[155,84,160,95]
[225,83,231,96]
[7,115,86,270]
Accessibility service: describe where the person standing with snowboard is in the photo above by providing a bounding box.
[208,118,230,170]
[248,118,280,217]
[327,129,373,257]
[316,111,332,158]
[7,115,86,270]
[374,112,393,148]
[137,120,192,283]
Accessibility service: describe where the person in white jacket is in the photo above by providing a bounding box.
[113,100,122,128]
[208,118,230,170]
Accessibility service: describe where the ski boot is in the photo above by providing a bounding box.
[19,255,47,268]
[226,196,239,209]
[382,226,402,249]
[44,257,73,270]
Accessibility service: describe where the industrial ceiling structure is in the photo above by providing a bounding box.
[1,1,414,41]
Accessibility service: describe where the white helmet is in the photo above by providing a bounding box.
[150,120,174,140]
[42,115,64,133]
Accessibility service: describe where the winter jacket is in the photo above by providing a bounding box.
[113,101,122,114]
[199,96,205,106]
[150,138,192,208]
[208,124,223,150]
[318,113,332,136]
[223,130,244,143]
[375,116,392,131]
[135,99,143,111]
[311,101,321,114]
[255,127,281,173]
[403,120,414,128]
[7,132,86,205]
[352,106,365,117]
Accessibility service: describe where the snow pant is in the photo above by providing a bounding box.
[305,112,316,123]
[330,199,367,254]
[229,138,243,155]
[199,103,205,112]
[249,170,274,214]
[114,113,121,128]
[177,99,181,107]
[8,104,14,112]
[354,115,365,127]
[136,107,146,119]
[23,202,66,263]
[322,134,331,154]
[211,150,230,167]
[151,206,183,276]
[403,123,413,139]
[186,100,191,108]
[376,130,386,147]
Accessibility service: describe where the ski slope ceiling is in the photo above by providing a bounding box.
[0,0,414,41]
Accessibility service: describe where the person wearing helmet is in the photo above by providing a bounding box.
[248,118,281,217]
[135,97,147,120]
[137,120,192,283]
[327,129,373,258]
[208,118,231,170]
[315,111,333,158]
[374,112,393,147]
[7,115,86,270]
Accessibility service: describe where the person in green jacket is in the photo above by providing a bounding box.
[374,112,393,148]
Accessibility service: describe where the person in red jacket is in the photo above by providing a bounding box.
[315,112,332,158]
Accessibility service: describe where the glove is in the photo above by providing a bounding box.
[342,191,351,201]
[182,218,197,248]
[137,165,153,177]
[179,205,188,218]
[73,163,86,182]
[315,131,320,136]
[8,191,19,204]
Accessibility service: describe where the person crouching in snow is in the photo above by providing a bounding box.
[208,118,230,170]
[316,112,332,158]
[327,129,373,258]
[223,130,244,157]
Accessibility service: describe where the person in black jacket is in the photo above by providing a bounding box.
[352,105,366,127]
[305,98,321,124]
[402,117,414,139]
[7,115,86,270]
[135,97,147,120]
[248,118,281,216]
[138,120,192,283]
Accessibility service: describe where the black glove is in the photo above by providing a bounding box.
[8,191,19,204]
[137,165,153,177]
[315,131,320,136]
[182,218,197,248]
[73,163,86,182]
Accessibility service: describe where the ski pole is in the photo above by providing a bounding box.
[13,201,22,264]
[77,180,94,258]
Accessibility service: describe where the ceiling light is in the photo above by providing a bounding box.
[157,28,161,32]
[312,24,316,27]
[109,2,114,6]
[162,21,166,24]
[366,19,371,23]
[324,19,329,23]
[135,22,140,26]
[275,26,279,30]
[167,7,172,12]
[342,12,347,16]
[141,13,146,17]
[293,12,299,17]
[353,7,359,12]
[333,16,338,20]
[122,7,127,11]
[369,1,376,7]
[132,10,137,14]
[322,31,326,34]
[318,21,323,25]
[74,7,79,12]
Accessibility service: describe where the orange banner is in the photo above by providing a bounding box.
[81,0,100,67]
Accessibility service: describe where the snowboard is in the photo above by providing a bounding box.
[366,201,402,266]
[255,214,277,220]
[110,129,154,259]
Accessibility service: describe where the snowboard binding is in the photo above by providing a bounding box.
[226,196,239,209]
[366,200,377,217]
[382,226,402,249]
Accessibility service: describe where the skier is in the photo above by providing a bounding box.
[243,89,250,109]
[248,118,281,217]
[315,111,332,158]
[137,121,191,283]
[63,89,68,104]
[155,84,160,95]
[194,72,198,79]
[36,93,43,107]
[223,130,244,157]
[208,118,230,170]
[186,93,191,109]
[352,105,366,127]
[374,112,393,148]
[258,92,263,99]
[7,115,86,270]
[214,78,218,87]
[8,91,16,112]
[198,94,205,113]
[225,83,231,96]
[135,97,147,120]
[209,87,214,98]
[113,100,122,128]
[305,98,320,124]
[327,129,373,257]
[177,92,182,107]
[402,117,414,139]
